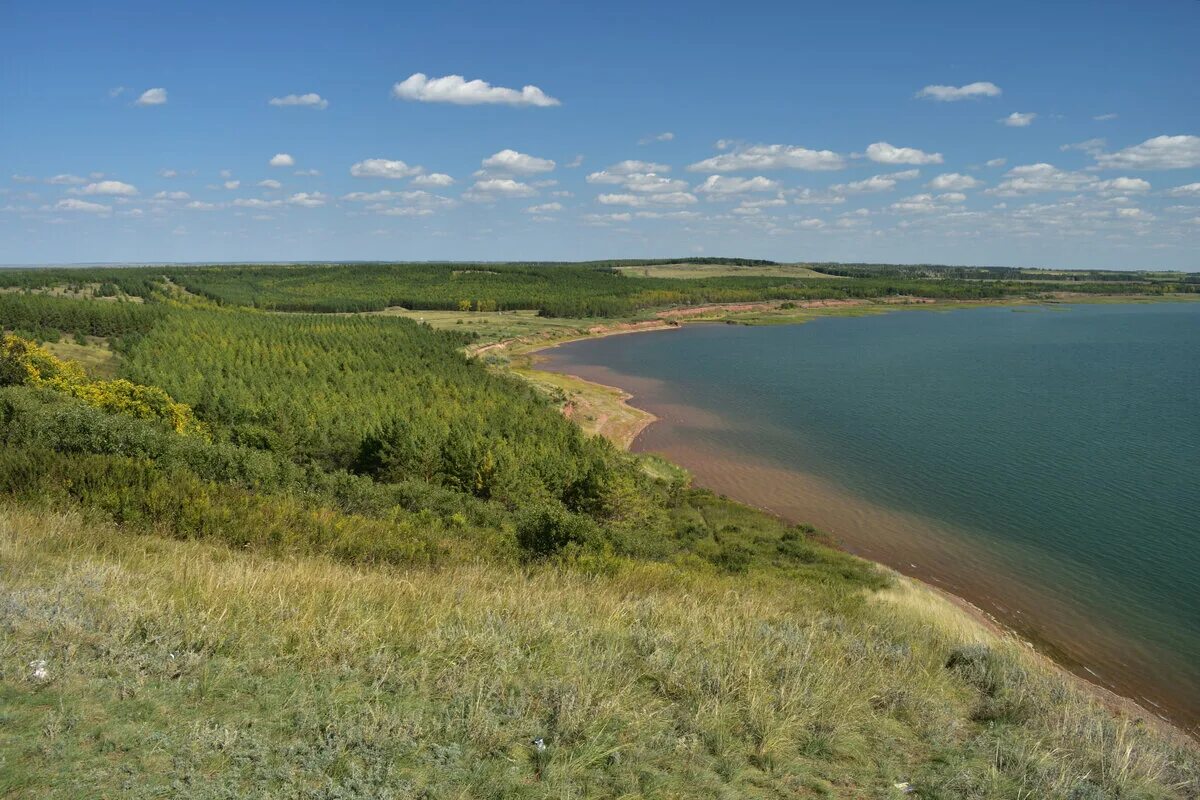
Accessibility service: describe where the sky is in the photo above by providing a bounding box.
[1,0,1198,269]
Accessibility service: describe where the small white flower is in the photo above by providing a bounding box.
[28,659,49,683]
[531,737,546,752]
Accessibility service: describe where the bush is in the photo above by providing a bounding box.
[516,505,606,559]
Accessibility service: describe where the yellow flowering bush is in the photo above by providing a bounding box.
[0,334,207,437]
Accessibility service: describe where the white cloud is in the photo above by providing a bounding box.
[1117,207,1153,220]
[294,168,320,176]
[1166,182,1200,197]
[688,144,844,172]
[350,158,422,179]
[481,149,555,174]
[135,88,168,106]
[392,72,560,107]
[988,163,1097,195]
[1093,177,1150,193]
[268,93,328,110]
[1095,135,1200,170]
[223,180,240,190]
[1094,113,1119,121]
[566,155,584,168]
[916,82,1001,101]
[109,86,126,98]
[582,212,632,225]
[158,169,178,178]
[639,131,675,145]
[287,192,327,207]
[597,192,696,207]
[54,198,110,213]
[46,174,87,185]
[928,173,982,191]
[694,175,779,195]
[153,190,190,201]
[185,200,219,211]
[866,142,943,165]
[1001,112,1036,127]
[463,178,537,201]
[889,193,941,213]
[791,188,845,205]
[985,158,1007,168]
[411,173,455,187]
[269,153,295,168]
[1060,138,1106,155]
[586,161,670,184]
[526,202,562,214]
[257,179,282,189]
[831,175,899,194]
[233,198,283,209]
[73,180,138,196]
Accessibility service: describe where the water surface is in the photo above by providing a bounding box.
[540,303,1200,731]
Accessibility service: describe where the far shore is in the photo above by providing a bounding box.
[514,295,1200,746]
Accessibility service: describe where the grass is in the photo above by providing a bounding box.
[369,308,605,345]
[2,505,1196,798]
[36,337,119,378]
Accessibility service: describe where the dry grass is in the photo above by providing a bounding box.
[2,506,1195,798]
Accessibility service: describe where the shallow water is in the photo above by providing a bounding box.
[540,303,1200,731]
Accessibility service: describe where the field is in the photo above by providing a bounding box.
[613,263,844,279]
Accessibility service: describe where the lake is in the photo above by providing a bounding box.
[539,302,1200,732]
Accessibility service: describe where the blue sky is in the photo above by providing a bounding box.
[2,0,1198,268]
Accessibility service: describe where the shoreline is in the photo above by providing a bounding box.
[516,297,1199,745]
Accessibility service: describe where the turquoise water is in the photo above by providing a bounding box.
[541,303,1200,730]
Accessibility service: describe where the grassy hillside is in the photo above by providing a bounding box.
[0,266,1197,797]
[4,505,1197,799]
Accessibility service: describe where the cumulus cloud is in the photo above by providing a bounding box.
[866,142,943,165]
[73,180,138,196]
[828,171,915,195]
[985,158,1007,168]
[135,88,168,106]
[1094,113,1119,121]
[233,198,283,209]
[158,168,178,178]
[269,93,328,109]
[586,161,670,183]
[153,190,190,201]
[1166,182,1200,197]
[185,200,220,211]
[1095,135,1200,170]
[566,155,584,168]
[526,202,562,214]
[688,144,844,172]
[916,82,1001,101]
[287,192,327,207]
[1060,138,1106,155]
[597,192,697,207]
[46,174,87,185]
[269,153,295,167]
[223,180,240,190]
[480,149,556,174]
[258,179,282,189]
[1001,112,1036,127]
[411,173,455,187]
[694,175,780,195]
[392,72,560,107]
[1093,177,1151,193]
[988,163,1096,195]
[889,193,942,213]
[639,131,675,145]
[350,158,422,179]
[55,198,110,213]
[463,178,537,201]
[928,172,982,191]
